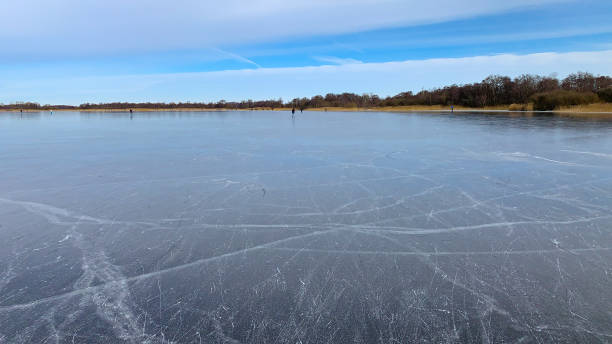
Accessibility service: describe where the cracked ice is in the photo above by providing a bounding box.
[1,110,612,343]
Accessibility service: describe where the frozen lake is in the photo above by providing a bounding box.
[1,110,612,343]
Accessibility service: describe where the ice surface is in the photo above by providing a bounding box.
[1,111,612,343]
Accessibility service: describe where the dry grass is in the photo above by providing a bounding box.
[508,103,535,111]
[555,102,612,113]
[306,105,510,112]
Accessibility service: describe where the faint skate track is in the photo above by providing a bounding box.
[0,197,156,227]
[0,258,17,297]
[498,152,584,166]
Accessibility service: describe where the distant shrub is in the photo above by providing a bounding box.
[531,90,599,111]
[508,103,527,111]
[597,87,612,102]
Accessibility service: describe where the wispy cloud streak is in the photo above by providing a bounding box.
[211,48,261,68]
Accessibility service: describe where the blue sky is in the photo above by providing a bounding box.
[1,0,612,105]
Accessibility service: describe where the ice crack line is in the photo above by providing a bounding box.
[561,150,612,159]
[265,247,612,257]
[350,215,612,235]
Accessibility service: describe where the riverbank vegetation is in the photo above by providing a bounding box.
[2,72,612,112]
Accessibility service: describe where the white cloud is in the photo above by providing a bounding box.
[2,50,611,105]
[0,0,572,57]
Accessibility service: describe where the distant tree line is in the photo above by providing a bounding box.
[2,72,612,111]
[378,72,612,110]
[76,99,285,110]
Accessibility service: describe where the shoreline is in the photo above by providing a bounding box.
[3,104,612,116]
